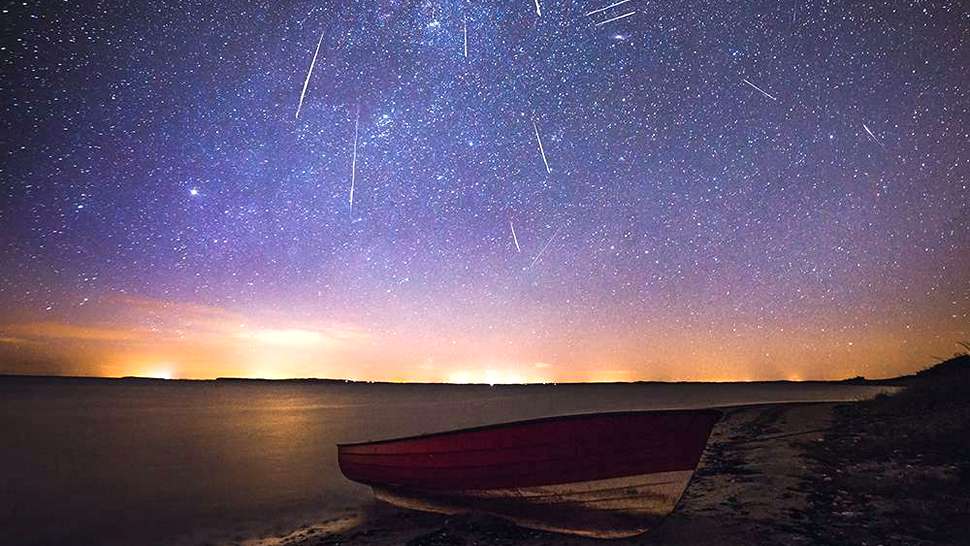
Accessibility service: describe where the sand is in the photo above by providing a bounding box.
[244,401,838,546]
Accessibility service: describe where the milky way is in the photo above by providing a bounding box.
[1,0,967,381]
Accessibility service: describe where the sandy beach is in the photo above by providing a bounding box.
[245,401,841,546]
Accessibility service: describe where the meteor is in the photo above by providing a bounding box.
[295,31,324,120]
[510,218,522,253]
[527,225,564,269]
[533,120,552,174]
[586,0,635,17]
[594,10,636,25]
[741,78,778,102]
[863,123,885,148]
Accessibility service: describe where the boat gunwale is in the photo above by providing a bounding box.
[339,434,700,460]
[336,408,722,449]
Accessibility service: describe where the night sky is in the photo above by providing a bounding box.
[1,0,967,382]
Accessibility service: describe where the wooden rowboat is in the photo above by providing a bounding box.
[338,409,721,538]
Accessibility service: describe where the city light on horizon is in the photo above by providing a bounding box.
[0,294,965,383]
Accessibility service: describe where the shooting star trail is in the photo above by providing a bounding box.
[533,120,552,174]
[295,31,324,120]
[527,225,564,269]
[595,10,636,25]
[533,0,542,16]
[741,78,778,101]
[586,0,635,16]
[349,106,359,212]
[463,16,468,57]
[863,123,885,149]
[510,218,521,253]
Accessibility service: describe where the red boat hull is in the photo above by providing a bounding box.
[338,409,721,537]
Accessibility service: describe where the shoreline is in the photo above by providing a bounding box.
[241,401,841,546]
[0,373,911,386]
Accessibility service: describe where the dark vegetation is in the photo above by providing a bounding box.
[805,347,970,545]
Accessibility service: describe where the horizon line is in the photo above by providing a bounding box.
[0,371,906,385]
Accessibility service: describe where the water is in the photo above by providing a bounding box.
[0,377,893,545]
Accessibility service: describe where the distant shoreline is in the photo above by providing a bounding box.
[0,372,911,387]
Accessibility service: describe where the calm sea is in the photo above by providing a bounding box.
[0,377,893,545]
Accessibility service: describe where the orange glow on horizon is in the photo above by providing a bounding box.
[0,294,966,382]
[139,365,175,380]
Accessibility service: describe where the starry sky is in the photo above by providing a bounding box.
[1,0,967,382]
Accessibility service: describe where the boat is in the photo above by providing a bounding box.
[337,409,722,538]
